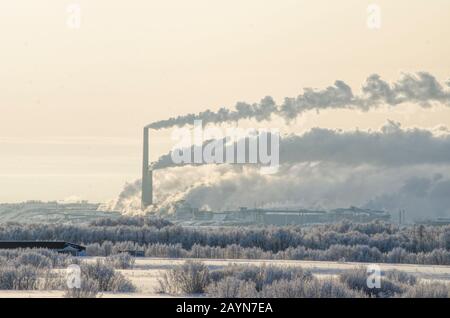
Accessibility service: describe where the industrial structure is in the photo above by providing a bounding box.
[171,201,391,225]
[416,217,450,226]
[141,127,153,208]
[0,241,86,256]
[140,126,391,224]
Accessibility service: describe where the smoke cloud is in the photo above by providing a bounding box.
[108,72,450,219]
[365,174,450,220]
[178,164,450,220]
[103,163,450,220]
[151,122,450,170]
[147,72,450,130]
[106,123,450,220]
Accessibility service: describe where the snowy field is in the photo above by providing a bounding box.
[1,257,449,298]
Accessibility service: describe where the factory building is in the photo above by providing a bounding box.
[171,202,391,225]
[141,126,391,225]
[0,241,86,256]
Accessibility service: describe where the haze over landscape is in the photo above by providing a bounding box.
[1,1,450,221]
[1,1,450,302]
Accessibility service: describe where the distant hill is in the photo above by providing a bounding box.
[0,201,121,224]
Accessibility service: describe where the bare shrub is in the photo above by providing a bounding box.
[105,253,135,269]
[36,249,76,268]
[385,269,417,285]
[0,252,68,291]
[206,264,364,298]
[0,267,17,290]
[2,221,450,265]
[86,243,102,257]
[16,252,52,269]
[63,260,135,297]
[0,249,76,269]
[0,252,134,294]
[403,282,450,298]
[111,274,136,292]
[158,261,210,294]
[313,279,367,298]
[0,256,9,267]
[206,277,258,298]
[39,269,66,290]
[16,266,39,290]
[64,277,99,298]
[209,264,312,291]
[82,260,135,292]
[261,278,365,298]
[339,267,404,297]
[89,216,172,229]
[259,278,307,298]
[0,265,39,290]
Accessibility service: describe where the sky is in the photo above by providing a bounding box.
[1,0,450,203]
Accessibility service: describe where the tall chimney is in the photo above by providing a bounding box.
[142,127,153,208]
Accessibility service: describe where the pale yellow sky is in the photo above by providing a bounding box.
[1,0,449,202]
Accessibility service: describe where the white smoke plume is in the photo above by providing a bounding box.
[106,123,450,219]
[107,72,450,218]
[365,173,450,220]
[101,165,240,215]
[151,121,450,170]
[176,164,450,220]
[103,162,450,220]
[99,179,143,214]
[146,72,450,130]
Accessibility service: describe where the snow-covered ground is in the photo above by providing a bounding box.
[1,257,449,298]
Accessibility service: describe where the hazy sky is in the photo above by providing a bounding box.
[1,0,450,202]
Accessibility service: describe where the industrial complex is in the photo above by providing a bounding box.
[169,200,391,225]
[140,126,392,226]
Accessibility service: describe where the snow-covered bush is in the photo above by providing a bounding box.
[81,260,135,292]
[260,278,365,298]
[209,264,313,291]
[64,277,99,298]
[385,269,417,286]
[16,252,52,269]
[0,265,39,290]
[105,253,135,269]
[402,282,450,298]
[206,265,363,298]
[339,267,405,297]
[158,261,210,294]
[1,221,450,265]
[206,277,258,298]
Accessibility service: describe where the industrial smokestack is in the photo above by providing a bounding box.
[142,127,153,208]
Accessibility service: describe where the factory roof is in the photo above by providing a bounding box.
[0,241,85,251]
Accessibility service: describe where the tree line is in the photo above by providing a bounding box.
[0,219,449,265]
